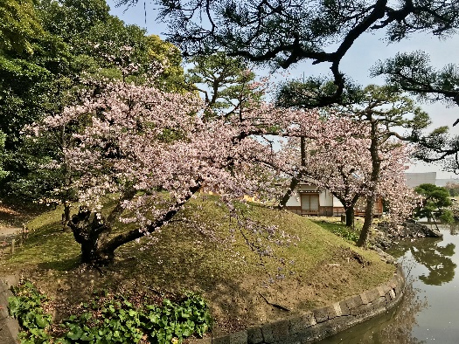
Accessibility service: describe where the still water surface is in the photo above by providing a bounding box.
[319,224,459,344]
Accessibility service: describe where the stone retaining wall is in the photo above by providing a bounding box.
[193,267,405,344]
[0,275,20,344]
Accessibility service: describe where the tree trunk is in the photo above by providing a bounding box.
[279,177,300,209]
[279,136,306,209]
[332,192,358,228]
[61,201,72,231]
[68,184,202,266]
[345,207,354,227]
[68,206,113,265]
[357,120,380,247]
[357,195,375,247]
[64,203,71,222]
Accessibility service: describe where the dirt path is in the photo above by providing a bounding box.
[0,226,21,245]
[0,204,34,245]
[0,227,21,237]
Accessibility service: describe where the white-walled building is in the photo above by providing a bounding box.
[285,183,343,216]
[285,183,383,217]
[405,172,436,188]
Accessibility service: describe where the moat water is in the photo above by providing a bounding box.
[318,224,459,344]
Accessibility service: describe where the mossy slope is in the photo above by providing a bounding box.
[0,196,394,334]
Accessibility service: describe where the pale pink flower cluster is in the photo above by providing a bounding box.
[35,81,291,228]
[280,115,417,222]
[32,78,416,238]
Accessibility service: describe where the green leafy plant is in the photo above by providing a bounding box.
[9,282,212,344]
[8,281,52,343]
[328,226,359,242]
[142,293,212,343]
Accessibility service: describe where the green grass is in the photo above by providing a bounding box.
[6,206,80,270]
[310,217,362,243]
[0,195,395,334]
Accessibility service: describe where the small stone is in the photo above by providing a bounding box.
[389,289,396,300]
[313,306,330,323]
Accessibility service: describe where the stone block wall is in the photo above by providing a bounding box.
[0,275,20,344]
[192,267,405,344]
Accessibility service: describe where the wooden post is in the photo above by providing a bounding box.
[11,239,15,254]
[22,224,29,241]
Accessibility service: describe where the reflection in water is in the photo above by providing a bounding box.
[319,280,427,344]
[320,226,459,343]
[413,243,456,285]
[391,237,456,286]
[377,282,427,344]
[448,221,459,235]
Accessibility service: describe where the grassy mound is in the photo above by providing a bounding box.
[0,196,395,335]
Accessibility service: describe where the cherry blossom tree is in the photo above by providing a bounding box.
[345,85,430,246]
[278,84,431,245]
[33,70,423,265]
[280,115,417,230]
[34,77,298,265]
[281,116,372,227]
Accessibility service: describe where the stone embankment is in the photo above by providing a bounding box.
[1,268,404,344]
[192,267,405,344]
[374,221,442,249]
[0,275,19,344]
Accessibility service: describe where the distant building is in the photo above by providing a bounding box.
[436,178,459,187]
[285,183,343,216]
[285,183,383,217]
[405,172,459,188]
[405,172,436,189]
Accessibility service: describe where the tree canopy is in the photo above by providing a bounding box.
[373,51,459,170]
[117,0,459,106]
[0,0,44,54]
[186,52,266,118]
[373,51,459,108]
[414,183,454,224]
[0,0,188,201]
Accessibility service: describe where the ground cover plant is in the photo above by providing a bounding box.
[9,281,212,344]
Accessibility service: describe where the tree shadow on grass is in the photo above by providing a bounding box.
[10,222,80,270]
[37,256,80,271]
[106,241,298,335]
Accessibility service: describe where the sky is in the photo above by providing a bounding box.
[108,1,459,180]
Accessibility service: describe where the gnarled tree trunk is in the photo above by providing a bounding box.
[357,120,380,247]
[68,184,202,266]
[68,207,113,265]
